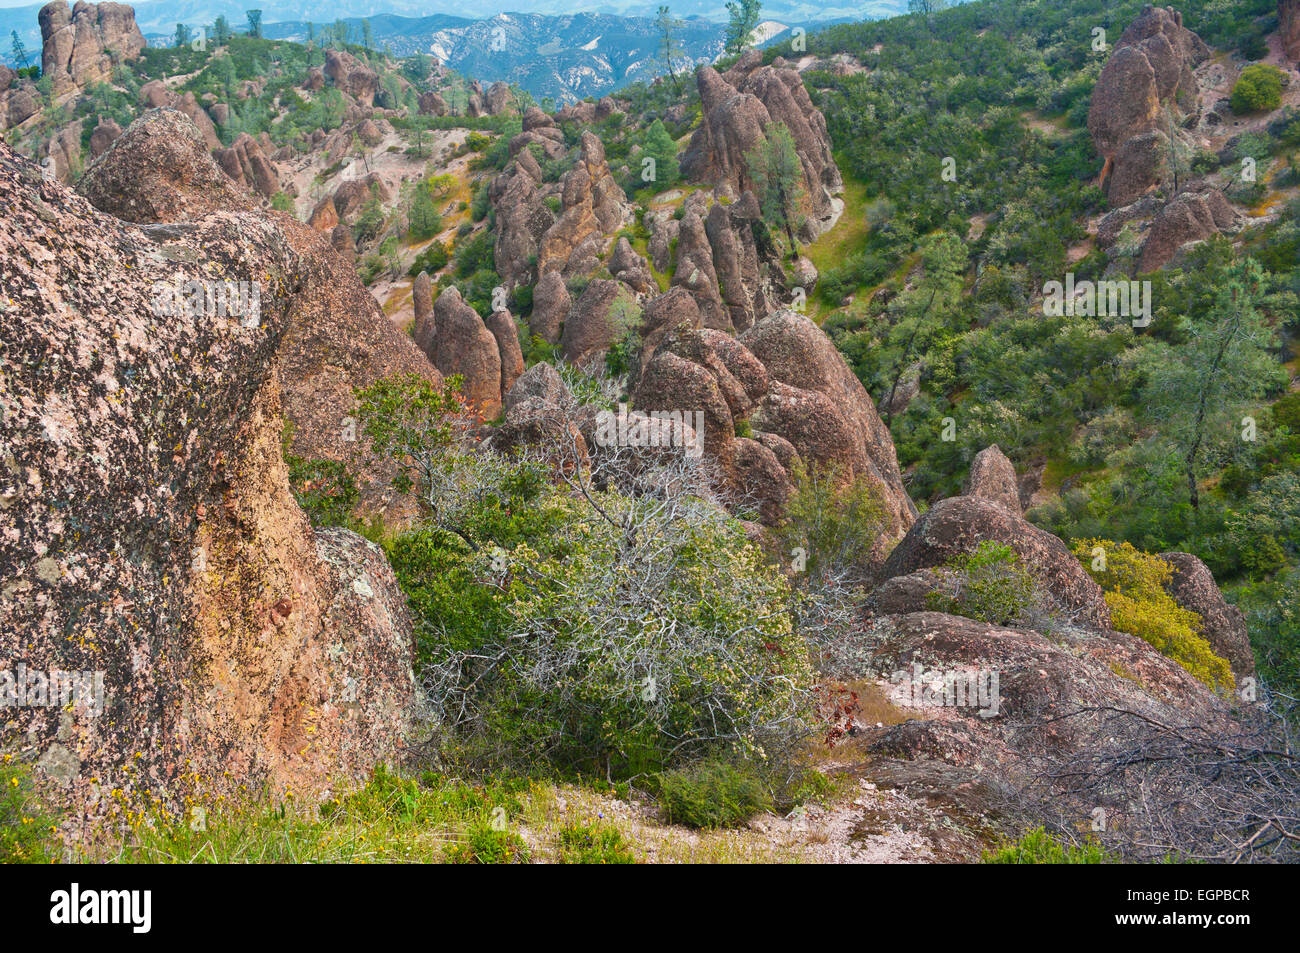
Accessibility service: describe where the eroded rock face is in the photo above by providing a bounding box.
[431,287,502,419]
[325,49,379,108]
[486,310,525,397]
[847,611,1230,776]
[215,132,280,199]
[492,124,631,289]
[1283,0,1300,62]
[77,109,439,524]
[680,55,842,241]
[560,278,638,369]
[1,140,416,829]
[529,270,569,344]
[630,312,914,550]
[1138,187,1239,271]
[1160,553,1254,678]
[1087,5,1210,205]
[38,1,145,96]
[877,496,1112,630]
[962,445,1022,516]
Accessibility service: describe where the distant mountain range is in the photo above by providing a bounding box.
[263,12,737,102]
[0,0,913,98]
[1,1,911,58]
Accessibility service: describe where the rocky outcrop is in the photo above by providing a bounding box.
[962,445,1022,516]
[630,311,915,545]
[418,90,448,116]
[77,109,440,523]
[324,49,379,108]
[1138,186,1239,271]
[486,310,525,397]
[492,126,630,289]
[411,270,435,355]
[429,287,502,419]
[680,53,842,241]
[215,132,280,199]
[38,1,145,97]
[1160,553,1254,678]
[560,278,639,368]
[79,108,249,221]
[1088,5,1210,205]
[2,138,417,829]
[41,120,82,183]
[1282,0,1300,62]
[88,116,121,158]
[877,496,1112,630]
[529,270,569,344]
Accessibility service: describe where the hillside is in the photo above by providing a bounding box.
[2,0,1299,870]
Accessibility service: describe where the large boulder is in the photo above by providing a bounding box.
[431,287,502,419]
[411,270,435,356]
[2,138,416,829]
[876,496,1112,630]
[680,59,842,240]
[1087,5,1210,206]
[1159,553,1255,679]
[962,445,1022,516]
[79,109,249,222]
[1138,187,1238,271]
[560,278,638,368]
[78,109,441,523]
[486,310,525,396]
[740,311,916,536]
[529,270,569,344]
[324,49,379,107]
[38,1,145,96]
[88,116,121,158]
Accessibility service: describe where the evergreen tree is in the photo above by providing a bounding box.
[744,121,808,259]
[724,0,762,56]
[245,9,262,39]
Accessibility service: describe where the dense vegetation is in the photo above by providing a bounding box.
[796,0,1300,694]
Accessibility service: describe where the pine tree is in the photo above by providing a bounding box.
[245,9,262,39]
[656,6,685,94]
[724,0,762,56]
[744,121,808,260]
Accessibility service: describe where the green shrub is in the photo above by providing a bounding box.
[556,821,636,864]
[1073,539,1234,697]
[408,241,449,277]
[925,541,1038,626]
[656,761,772,829]
[1,760,58,863]
[445,824,530,864]
[982,827,1114,864]
[1231,64,1284,115]
[773,461,886,583]
[285,455,359,528]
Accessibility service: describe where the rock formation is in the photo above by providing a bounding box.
[215,132,281,199]
[324,49,379,108]
[630,311,916,544]
[77,109,440,522]
[1,138,417,829]
[38,1,145,97]
[1087,5,1210,206]
[429,287,503,419]
[680,51,843,241]
[1282,0,1300,62]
